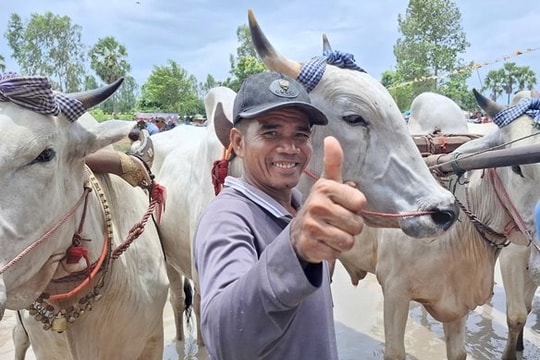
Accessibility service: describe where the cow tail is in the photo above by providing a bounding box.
[184,277,193,325]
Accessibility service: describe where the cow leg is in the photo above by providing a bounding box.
[443,316,467,360]
[166,263,186,342]
[13,311,30,360]
[382,293,409,360]
[500,245,537,360]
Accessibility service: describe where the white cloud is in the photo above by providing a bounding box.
[0,0,539,98]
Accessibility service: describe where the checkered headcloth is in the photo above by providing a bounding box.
[493,97,540,128]
[296,50,366,93]
[0,72,86,122]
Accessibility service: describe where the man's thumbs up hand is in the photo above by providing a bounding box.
[321,136,343,183]
[291,137,366,264]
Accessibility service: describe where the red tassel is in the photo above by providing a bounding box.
[151,183,167,223]
[211,159,230,195]
[66,245,88,264]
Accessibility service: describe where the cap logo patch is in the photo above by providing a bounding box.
[269,79,299,98]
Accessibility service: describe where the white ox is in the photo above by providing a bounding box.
[408,91,498,136]
[0,79,169,360]
[410,90,540,360]
[150,10,458,346]
[338,90,540,360]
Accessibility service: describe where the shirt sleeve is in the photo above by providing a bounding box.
[193,198,323,360]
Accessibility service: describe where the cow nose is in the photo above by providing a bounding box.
[430,206,458,231]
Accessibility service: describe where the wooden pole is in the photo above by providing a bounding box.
[430,143,540,173]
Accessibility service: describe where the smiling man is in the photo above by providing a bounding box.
[194,71,367,360]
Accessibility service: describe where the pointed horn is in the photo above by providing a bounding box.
[67,78,124,109]
[532,89,540,98]
[473,88,504,118]
[248,9,301,78]
[322,33,333,55]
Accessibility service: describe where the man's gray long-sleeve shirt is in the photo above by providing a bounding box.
[194,177,337,360]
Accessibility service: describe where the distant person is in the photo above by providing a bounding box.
[146,119,160,134]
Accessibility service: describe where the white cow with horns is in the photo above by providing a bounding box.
[0,75,169,359]
[409,90,540,360]
[149,9,458,347]
[338,89,540,360]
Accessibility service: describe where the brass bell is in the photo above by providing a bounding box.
[51,314,67,333]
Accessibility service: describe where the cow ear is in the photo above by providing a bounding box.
[214,102,233,148]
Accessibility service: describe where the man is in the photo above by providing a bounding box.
[194,72,367,360]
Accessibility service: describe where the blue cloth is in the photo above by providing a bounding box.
[296,50,366,93]
[493,97,540,128]
[146,122,160,134]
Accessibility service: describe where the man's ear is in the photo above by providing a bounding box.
[230,127,244,157]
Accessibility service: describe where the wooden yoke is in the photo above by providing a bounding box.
[413,133,482,156]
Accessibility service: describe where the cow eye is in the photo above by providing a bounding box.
[511,165,524,177]
[342,114,368,127]
[33,148,56,163]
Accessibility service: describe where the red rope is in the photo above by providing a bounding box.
[302,168,435,218]
[212,144,234,196]
[0,186,91,276]
[111,183,167,259]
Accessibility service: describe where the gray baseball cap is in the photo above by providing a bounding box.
[233,71,328,126]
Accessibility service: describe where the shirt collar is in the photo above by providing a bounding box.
[224,176,303,219]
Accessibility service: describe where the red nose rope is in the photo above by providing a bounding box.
[301,168,435,218]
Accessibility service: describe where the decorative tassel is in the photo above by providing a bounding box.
[66,245,88,264]
[211,159,229,196]
[151,183,167,223]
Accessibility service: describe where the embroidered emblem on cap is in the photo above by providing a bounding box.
[269,79,299,98]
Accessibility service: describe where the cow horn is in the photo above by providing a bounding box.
[67,78,124,109]
[473,88,504,118]
[531,89,540,98]
[248,9,302,78]
[322,33,333,55]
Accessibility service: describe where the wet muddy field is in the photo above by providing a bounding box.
[2,261,539,360]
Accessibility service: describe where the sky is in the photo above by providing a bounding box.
[1,0,539,99]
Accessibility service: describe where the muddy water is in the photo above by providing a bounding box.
[1,261,540,360]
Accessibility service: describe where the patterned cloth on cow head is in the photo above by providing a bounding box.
[0,72,86,122]
[493,97,540,128]
[297,50,366,93]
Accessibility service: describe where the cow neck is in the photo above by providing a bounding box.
[487,167,534,247]
[27,166,113,333]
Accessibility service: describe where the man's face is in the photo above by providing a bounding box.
[231,107,313,198]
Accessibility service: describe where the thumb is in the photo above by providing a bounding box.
[321,136,344,183]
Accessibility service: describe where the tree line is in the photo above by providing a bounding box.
[1,2,537,119]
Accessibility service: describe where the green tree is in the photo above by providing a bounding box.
[223,24,266,91]
[0,54,5,72]
[482,68,505,102]
[394,0,469,98]
[439,68,476,111]
[223,56,267,91]
[100,75,138,115]
[88,36,131,84]
[199,74,218,98]
[4,12,86,91]
[382,70,414,111]
[514,66,537,91]
[139,60,203,115]
[88,36,132,114]
[481,63,537,104]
